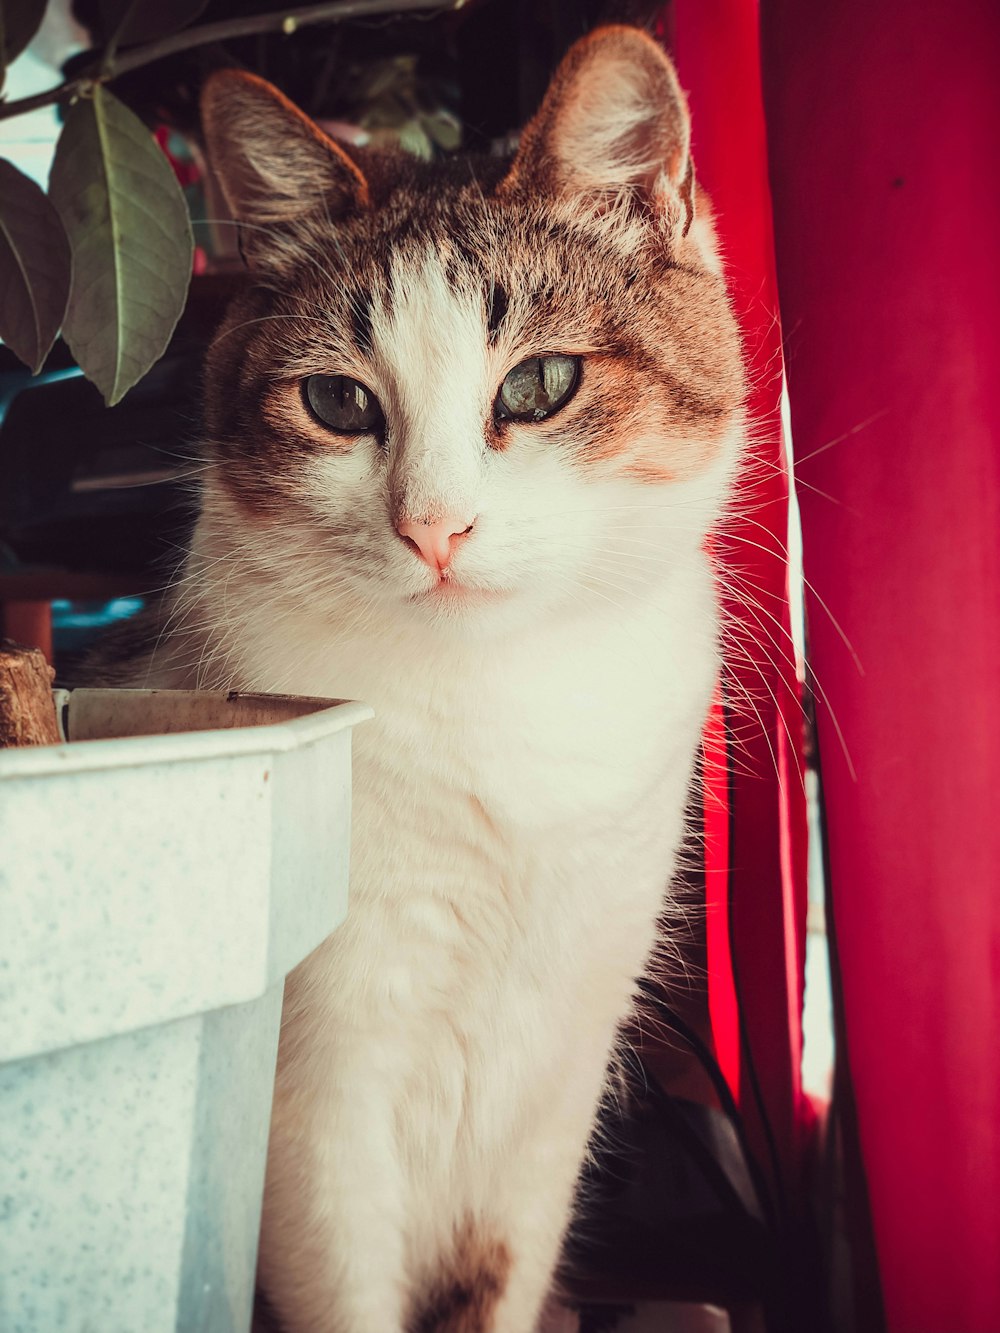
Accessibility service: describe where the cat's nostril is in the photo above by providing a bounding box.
[396,515,476,572]
[402,530,424,562]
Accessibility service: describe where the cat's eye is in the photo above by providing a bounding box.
[304,375,383,434]
[495,356,580,422]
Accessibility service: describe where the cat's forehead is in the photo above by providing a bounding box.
[275,185,671,363]
[280,149,653,301]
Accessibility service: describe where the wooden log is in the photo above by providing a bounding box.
[0,639,61,748]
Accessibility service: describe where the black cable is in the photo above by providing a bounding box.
[620,1013,790,1333]
[633,977,779,1237]
[620,1042,765,1231]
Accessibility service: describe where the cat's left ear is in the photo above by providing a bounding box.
[201,71,369,238]
[501,26,694,235]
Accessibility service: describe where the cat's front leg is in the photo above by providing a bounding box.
[403,1031,613,1333]
[486,1066,609,1333]
[257,1032,409,1333]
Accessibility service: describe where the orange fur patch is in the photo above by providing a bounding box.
[408,1218,512,1333]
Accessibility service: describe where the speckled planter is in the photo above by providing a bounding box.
[0,690,372,1333]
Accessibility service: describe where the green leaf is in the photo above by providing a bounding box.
[98,0,208,49]
[0,157,71,372]
[1,0,48,64]
[49,86,193,406]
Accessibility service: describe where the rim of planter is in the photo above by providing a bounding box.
[0,689,374,780]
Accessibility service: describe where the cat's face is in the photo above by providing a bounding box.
[199,27,744,634]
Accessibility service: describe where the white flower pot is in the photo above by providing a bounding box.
[0,690,372,1333]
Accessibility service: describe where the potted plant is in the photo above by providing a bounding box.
[0,683,371,1332]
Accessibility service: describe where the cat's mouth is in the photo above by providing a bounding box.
[410,579,511,608]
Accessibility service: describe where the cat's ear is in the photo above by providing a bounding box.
[200,71,368,241]
[501,26,694,235]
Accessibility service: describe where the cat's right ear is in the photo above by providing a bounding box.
[200,71,368,257]
[499,26,693,236]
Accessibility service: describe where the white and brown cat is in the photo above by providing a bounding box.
[123,25,744,1333]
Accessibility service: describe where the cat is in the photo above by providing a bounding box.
[120,23,745,1333]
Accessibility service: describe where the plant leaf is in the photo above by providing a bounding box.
[0,158,71,373]
[1,0,48,64]
[49,86,193,406]
[98,0,208,49]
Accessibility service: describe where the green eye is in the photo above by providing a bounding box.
[304,375,383,433]
[496,355,580,422]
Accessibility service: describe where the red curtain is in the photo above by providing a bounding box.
[668,0,811,1206]
[762,1,1000,1329]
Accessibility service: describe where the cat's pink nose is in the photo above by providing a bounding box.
[396,515,474,572]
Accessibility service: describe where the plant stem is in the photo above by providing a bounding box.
[0,0,466,123]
